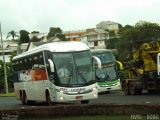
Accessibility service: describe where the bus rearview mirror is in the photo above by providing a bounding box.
[93,56,102,69]
[48,59,55,73]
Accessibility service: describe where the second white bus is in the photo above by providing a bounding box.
[91,49,121,93]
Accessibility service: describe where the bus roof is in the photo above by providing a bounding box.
[13,41,89,60]
[91,49,112,53]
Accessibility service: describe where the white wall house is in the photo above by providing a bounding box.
[0,40,17,62]
[28,33,48,42]
[0,40,29,62]
[0,49,13,62]
[96,21,120,34]
[80,29,109,49]
[0,55,12,63]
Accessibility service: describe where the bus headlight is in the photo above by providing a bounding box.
[93,87,97,91]
[93,93,97,98]
[60,96,64,100]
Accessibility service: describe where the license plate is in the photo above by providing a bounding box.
[75,96,83,100]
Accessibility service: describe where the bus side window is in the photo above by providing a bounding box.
[13,61,17,71]
[44,51,51,70]
[15,61,18,71]
[19,59,23,71]
[32,52,45,68]
[31,52,47,80]
[28,55,33,69]
[13,61,19,82]
[23,58,27,70]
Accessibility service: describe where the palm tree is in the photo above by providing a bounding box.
[6,30,19,40]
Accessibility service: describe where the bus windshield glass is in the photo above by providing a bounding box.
[94,51,116,65]
[92,51,117,81]
[96,64,117,81]
[53,51,95,87]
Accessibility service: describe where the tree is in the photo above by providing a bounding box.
[118,24,123,29]
[106,29,117,49]
[31,31,39,34]
[117,21,160,62]
[107,37,118,49]
[116,26,135,62]
[0,60,13,92]
[19,30,30,44]
[6,30,19,40]
[108,30,116,37]
[134,21,160,43]
[0,60,4,91]
[47,27,67,41]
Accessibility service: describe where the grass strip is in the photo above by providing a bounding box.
[0,92,15,97]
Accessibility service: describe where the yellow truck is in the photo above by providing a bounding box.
[122,41,160,95]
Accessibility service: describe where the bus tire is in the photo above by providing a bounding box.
[105,91,110,94]
[27,100,35,105]
[148,90,157,94]
[136,89,142,95]
[21,91,27,105]
[46,91,52,105]
[81,100,89,104]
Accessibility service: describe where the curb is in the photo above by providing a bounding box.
[0,104,160,119]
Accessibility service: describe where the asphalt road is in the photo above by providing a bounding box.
[0,91,160,109]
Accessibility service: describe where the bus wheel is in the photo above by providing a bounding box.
[137,89,142,95]
[27,100,35,105]
[81,100,89,104]
[46,91,52,105]
[105,91,110,94]
[123,82,130,95]
[21,91,27,105]
[148,90,157,94]
[129,82,136,95]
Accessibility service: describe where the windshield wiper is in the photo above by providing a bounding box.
[86,80,96,85]
[79,73,87,83]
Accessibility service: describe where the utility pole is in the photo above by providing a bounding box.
[0,22,9,94]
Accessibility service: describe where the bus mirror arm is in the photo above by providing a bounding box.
[116,61,123,71]
[93,56,102,69]
[48,59,55,73]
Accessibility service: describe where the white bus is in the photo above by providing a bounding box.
[13,42,101,105]
[91,49,122,93]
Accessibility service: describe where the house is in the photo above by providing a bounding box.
[0,40,18,62]
[47,37,61,42]
[6,43,18,51]
[26,37,61,51]
[28,33,48,42]
[0,40,17,48]
[26,42,47,51]
[80,28,109,49]
[0,49,13,62]
[64,30,86,41]
[96,21,121,34]
[18,43,29,53]
[0,39,29,62]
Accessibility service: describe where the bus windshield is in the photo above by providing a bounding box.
[53,51,95,87]
[92,51,117,81]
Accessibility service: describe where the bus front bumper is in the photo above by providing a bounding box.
[55,88,98,102]
[97,80,121,93]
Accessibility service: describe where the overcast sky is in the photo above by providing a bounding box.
[0,0,160,38]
